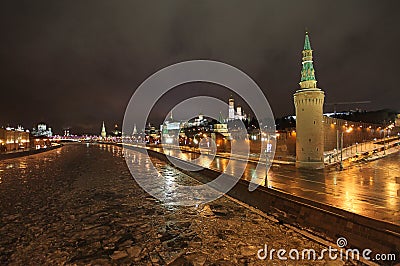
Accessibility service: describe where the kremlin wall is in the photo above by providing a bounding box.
[273,116,394,161]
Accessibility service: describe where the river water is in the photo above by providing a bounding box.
[0,143,340,265]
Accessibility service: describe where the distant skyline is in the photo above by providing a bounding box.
[1,1,399,134]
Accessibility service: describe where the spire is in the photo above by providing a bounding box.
[165,112,174,123]
[299,31,317,89]
[100,121,106,138]
[304,31,311,50]
[218,112,224,123]
[133,124,137,135]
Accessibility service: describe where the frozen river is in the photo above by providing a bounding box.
[0,143,337,265]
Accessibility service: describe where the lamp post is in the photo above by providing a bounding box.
[340,131,344,170]
[336,129,340,162]
[339,127,352,171]
[264,132,271,188]
[383,128,386,155]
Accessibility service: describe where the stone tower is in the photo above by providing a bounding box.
[100,121,107,139]
[293,32,325,169]
[228,96,235,120]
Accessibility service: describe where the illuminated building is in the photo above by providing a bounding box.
[293,32,325,169]
[64,129,70,137]
[32,123,53,137]
[0,126,30,152]
[32,137,51,150]
[145,123,160,143]
[213,111,230,138]
[213,123,230,138]
[161,113,181,144]
[227,97,247,121]
[228,96,235,120]
[112,124,122,137]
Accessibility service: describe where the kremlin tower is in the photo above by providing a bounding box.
[293,32,325,169]
[100,121,107,139]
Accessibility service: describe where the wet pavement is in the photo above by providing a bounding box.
[0,144,351,265]
[154,146,400,225]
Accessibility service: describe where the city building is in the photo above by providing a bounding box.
[227,96,247,121]
[31,123,53,137]
[32,137,51,150]
[293,32,325,169]
[228,96,235,120]
[64,129,71,137]
[213,123,230,138]
[161,113,182,144]
[145,123,160,143]
[112,124,122,137]
[0,126,30,152]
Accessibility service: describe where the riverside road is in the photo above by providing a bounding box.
[151,145,400,226]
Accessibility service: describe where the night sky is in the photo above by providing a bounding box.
[0,1,399,134]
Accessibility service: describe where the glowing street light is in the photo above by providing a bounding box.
[339,127,353,171]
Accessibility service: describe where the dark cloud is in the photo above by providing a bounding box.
[0,0,399,134]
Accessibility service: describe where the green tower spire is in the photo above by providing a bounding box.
[218,112,224,123]
[303,32,312,50]
[299,31,317,89]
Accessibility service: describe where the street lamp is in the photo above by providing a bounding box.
[383,128,386,155]
[336,129,340,162]
[264,133,272,188]
[339,127,353,171]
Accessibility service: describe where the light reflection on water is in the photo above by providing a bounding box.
[19,161,27,169]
